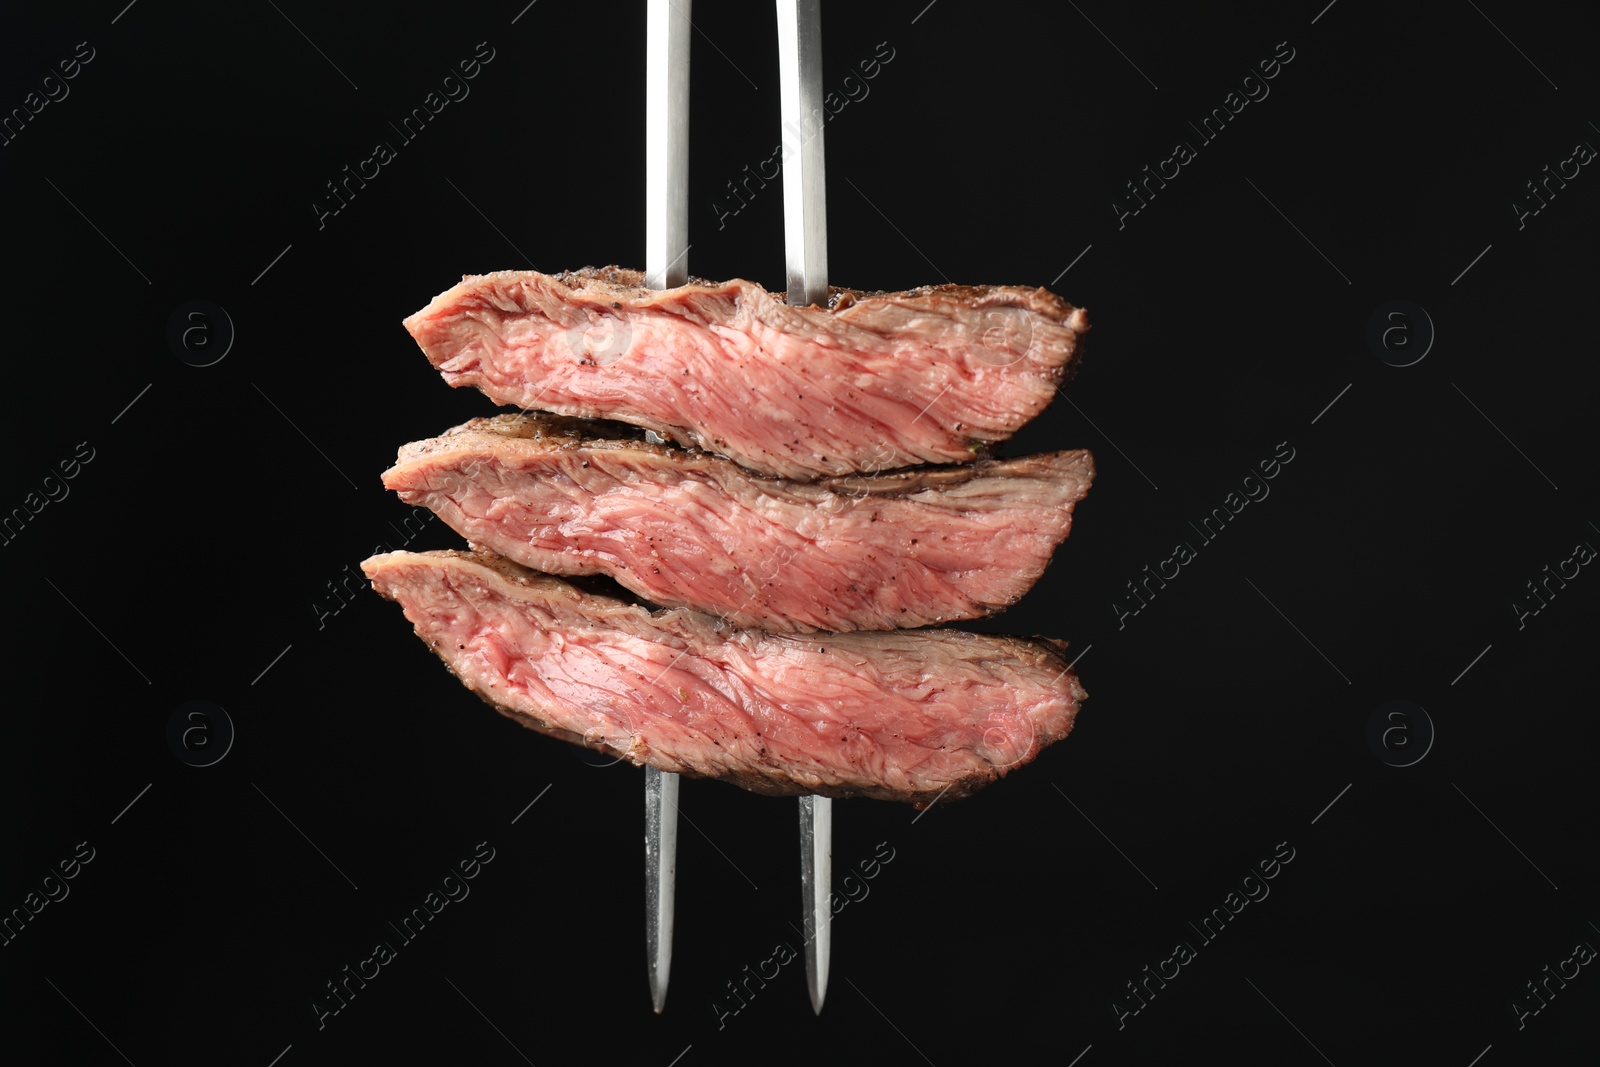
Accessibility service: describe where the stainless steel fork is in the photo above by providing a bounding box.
[642,0,835,1016]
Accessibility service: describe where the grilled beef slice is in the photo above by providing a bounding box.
[382,413,1094,633]
[362,550,1086,803]
[402,266,1089,480]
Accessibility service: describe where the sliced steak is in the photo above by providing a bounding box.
[362,550,1086,803]
[382,413,1094,633]
[402,266,1089,480]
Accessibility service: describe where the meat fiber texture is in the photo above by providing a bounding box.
[383,413,1095,633]
[362,550,1086,803]
[402,266,1089,480]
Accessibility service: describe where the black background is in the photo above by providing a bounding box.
[2,1,1596,1064]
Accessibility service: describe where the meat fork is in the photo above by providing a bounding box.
[643,0,833,1015]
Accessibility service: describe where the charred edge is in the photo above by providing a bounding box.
[540,265,1087,325]
[404,415,1091,496]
